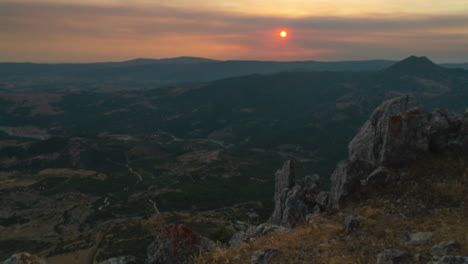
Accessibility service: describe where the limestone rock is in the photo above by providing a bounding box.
[349,95,426,167]
[3,253,47,264]
[433,256,468,264]
[431,241,460,256]
[147,224,213,264]
[98,256,137,264]
[344,215,366,233]
[376,249,410,264]
[408,232,433,245]
[269,160,321,227]
[328,95,467,208]
[251,248,278,264]
[229,223,287,247]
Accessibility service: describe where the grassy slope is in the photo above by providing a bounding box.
[195,158,468,264]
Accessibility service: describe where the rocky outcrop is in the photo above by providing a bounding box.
[2,253,46,264]
[269,160,321,227]
[147,224,214,264]
[329,95,467,208]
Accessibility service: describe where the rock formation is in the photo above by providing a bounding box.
[147,224,214,264]
[268,160,322,227]
[2,253,46,264]
[328,95,467,208]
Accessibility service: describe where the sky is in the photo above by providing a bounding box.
[1,0,468,63]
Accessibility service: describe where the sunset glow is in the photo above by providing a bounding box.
[280,31,288,38]
[0,0,467,62]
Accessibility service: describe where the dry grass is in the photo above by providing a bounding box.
[194,158,468,264]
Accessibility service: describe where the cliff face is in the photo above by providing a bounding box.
[329,95,468,208]
[269,95,467,228]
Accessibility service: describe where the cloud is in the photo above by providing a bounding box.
[0,1,467,62]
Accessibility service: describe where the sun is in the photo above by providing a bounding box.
[280,30,288,38]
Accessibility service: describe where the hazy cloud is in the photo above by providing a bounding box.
[1,1,467,62]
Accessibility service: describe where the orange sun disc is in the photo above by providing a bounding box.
[280,31,287,38]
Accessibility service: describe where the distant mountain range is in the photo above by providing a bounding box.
[1,56,467,87]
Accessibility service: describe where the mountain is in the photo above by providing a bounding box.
[384,56,447,76]
[1,56,468,264]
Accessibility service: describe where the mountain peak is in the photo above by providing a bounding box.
[384,56,443,74]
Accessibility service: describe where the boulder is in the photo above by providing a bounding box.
[344,215,366,233]
[431,241,460,256]
[407,232,433,245]
[376,249,410,264]
[251,248,278,264]
[147,224,214,264]
[98,256,137,264]
[3,253,47,264]
[433,256,468,264]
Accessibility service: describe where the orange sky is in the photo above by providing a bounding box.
[1,0,468,62]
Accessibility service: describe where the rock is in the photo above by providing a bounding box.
[344,215,366,233]
[328,159,374,207]
[431,241,460,256]
[98,256,137,264]
[229,223,288,247]
[361,166,397,187]
[147,224,213,264]
[269,160,321,227]
[328,95,467,208]
[349,95,426,167]
[316,192,329,209]
[251,248,278,264]
[408,232,433,245]
[376,249,410,264]
[3,253,47,264]
[433,256,468,264]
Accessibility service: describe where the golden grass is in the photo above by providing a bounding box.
[195,158,468,264]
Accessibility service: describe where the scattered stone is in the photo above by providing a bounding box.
[3,253,47,264]
[147,224,214,264]
[408,232,433,245]
[251,248,278,264]
[376,249,410,264]
[431,241,460,256]
[433,256,468,264]
[229,223,288,248]
[344,215,366,233]
[98,256,137,264]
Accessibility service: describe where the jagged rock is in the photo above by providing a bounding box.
[3,253,47,264]
[349,95,427,167]
[229,223,288,248]
[344,215,366,233]
[376,249,410,264]
[98,256,137,264]
[329,159,374,207]
[328,95,467,208]
[269,160,320,227]
[251,248,278,264]
[316,192,329,209]
[147,224,214,264]
[407,232,433,245]
[433,256,468,264]
[431,241,460,256]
